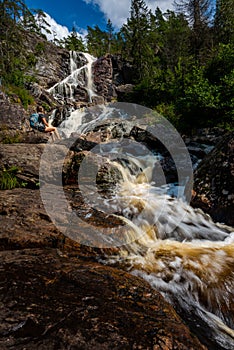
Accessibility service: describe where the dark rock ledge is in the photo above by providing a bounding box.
[0,248,206,350]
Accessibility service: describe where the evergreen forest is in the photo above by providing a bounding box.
[0,0,233,132]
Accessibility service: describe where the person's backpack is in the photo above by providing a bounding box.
[29,113,39,129]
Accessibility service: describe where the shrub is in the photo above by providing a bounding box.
[6,85,34,109]
[0,166,28,190]
[0,166,20,190]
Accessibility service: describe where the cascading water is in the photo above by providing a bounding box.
[46,57,234,349]
[51,104,234,348]
[102,159,234,349]
[47,51,97,102]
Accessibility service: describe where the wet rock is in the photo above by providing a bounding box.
[186,143,207,158]
[192,131,234,225]
[0,188,62,250]
[50,106,72,127]
[0,248,206,350]
[91,95,105,105]
[66,134,98,151]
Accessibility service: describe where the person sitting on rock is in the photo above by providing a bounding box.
[30,106,60,140]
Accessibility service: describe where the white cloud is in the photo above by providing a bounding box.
[83,0,174,28]
[146,0,175,14]
[40,13,70,41]
[38,13,86,42]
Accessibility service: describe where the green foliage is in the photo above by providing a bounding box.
[0,0,44,107]
[6,85,34,109]
[14,87,34,108]
[114,0,234,132]
[86,25,108,57]
[86,20,120,57]
[174,66,218,128]
[26,53,37,66]
[154,103,181,129]
[206,43,234,83]
[2,133,23,144]
[62,27,85,51]
[214,0,234,44]
[0,166,29,190]
[0,166,20,190]
[120,0,152,80]
[35,42,46,54]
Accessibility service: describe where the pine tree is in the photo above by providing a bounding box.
[0,0,41,87]
[120,0,151,80]
[62,27,85,51]
[175,0,213,61]
[0,0,26,81]
[214,0,234,44]
[106,19,114,53]
[34,9,51,37]
[159,11,191,69]
[86,25,107,57]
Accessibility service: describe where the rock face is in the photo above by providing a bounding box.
[0,93,29,143]
[111,54,135,86]
[26,32,70,89]
[0,249,206,350]
[192,131,234,226]
[93,55,116,102]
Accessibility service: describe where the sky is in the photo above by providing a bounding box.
[25,0,175,40]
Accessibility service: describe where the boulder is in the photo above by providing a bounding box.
[0,90,59,144]
[115,84,134,101]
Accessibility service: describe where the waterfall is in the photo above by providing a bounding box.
[47,51,97,102]
[83,52,97,102]
[57,104,123,137]
[70,50,78,73]
[45,61,234,348]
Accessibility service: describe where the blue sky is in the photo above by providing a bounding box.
[25,0,174,39]
[25,0,107,32]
